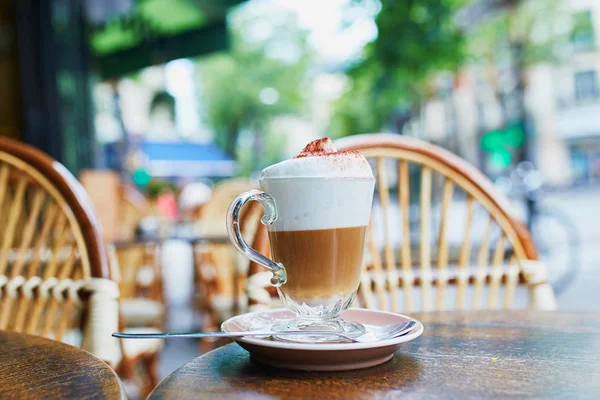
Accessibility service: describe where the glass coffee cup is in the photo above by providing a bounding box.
[227,146,375,342]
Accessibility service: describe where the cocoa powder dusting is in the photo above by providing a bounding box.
[294,138,336,158]
[294,138,366,167]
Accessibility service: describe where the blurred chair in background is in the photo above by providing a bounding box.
[0,138,154,390]
[114,241,163,397]
[79,170,120,241]
[178,180,213,223]
[80,171,164,397]
[114,185,165,396]
[117,185,152,241]
[116,185,165,331]
[192,178,258,349]
[194,178,256,237]
[116,243,164,329]
[245,134,557,313]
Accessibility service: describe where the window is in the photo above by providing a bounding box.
[574,71,598,101]
[571,11,595,52]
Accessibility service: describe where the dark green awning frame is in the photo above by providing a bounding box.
[89,0,246,78]
[95,21,228,78]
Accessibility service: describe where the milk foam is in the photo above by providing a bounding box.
[260,138,373,179]
[260,178,375,231]
[259,138,375,231]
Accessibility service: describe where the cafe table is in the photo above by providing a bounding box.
[149,310,600,399]
[0,331,126,399]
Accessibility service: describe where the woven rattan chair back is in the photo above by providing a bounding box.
[245,134,556,313]
[0,138,119,363]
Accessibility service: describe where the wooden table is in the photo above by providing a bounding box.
[0,331,126,399]
[150,311,600,399]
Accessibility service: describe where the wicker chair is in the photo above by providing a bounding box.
[116,185,165,329]
[117,185,151,241]
[0,137,120,364]
[192,178,259,346]
[114,185,165,395]
[245,134,556,313]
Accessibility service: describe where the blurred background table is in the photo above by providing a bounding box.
[111,233,231,250]
[0,331,126,399]
[149,311,600,399]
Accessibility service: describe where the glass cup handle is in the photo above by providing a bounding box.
[226,190,286,287]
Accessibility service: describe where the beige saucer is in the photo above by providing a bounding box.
[221,308,424,371]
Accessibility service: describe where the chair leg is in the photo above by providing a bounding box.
[116,357,135,381]
[142,353,160,397]
[198,338,214,354]
[197,311,220,353]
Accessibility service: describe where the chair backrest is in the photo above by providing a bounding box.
[198,178,255,236]
[117,185,151,242]
[114,186,164,332]
[193,182,261,324]
[0,138,119,363]
[192,178,256,318]
[336,134,550,312]
[246,134,555,313]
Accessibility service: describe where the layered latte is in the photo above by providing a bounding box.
[259,138,374,311]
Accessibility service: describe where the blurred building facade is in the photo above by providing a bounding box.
[552,0,600,185]
[419,0,600,187]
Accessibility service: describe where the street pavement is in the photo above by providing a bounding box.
[542,187,600,310]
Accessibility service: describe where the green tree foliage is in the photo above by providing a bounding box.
[468,0,566,66]
[197,6,312,164]
[330,0,467,138]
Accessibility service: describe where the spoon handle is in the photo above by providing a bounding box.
[113,330,348,339]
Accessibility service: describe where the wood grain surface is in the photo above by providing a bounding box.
[150,311,600,399]
[0,331,125,399]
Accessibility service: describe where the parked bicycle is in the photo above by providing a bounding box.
[495,162,581,296]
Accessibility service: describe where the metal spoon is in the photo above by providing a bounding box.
[112,320,417,343]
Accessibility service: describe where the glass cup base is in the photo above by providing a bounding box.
[271,318,366,343]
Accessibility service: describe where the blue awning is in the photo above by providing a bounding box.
[139,141,236,178]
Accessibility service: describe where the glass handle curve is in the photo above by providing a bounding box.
[226,190,286,287]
